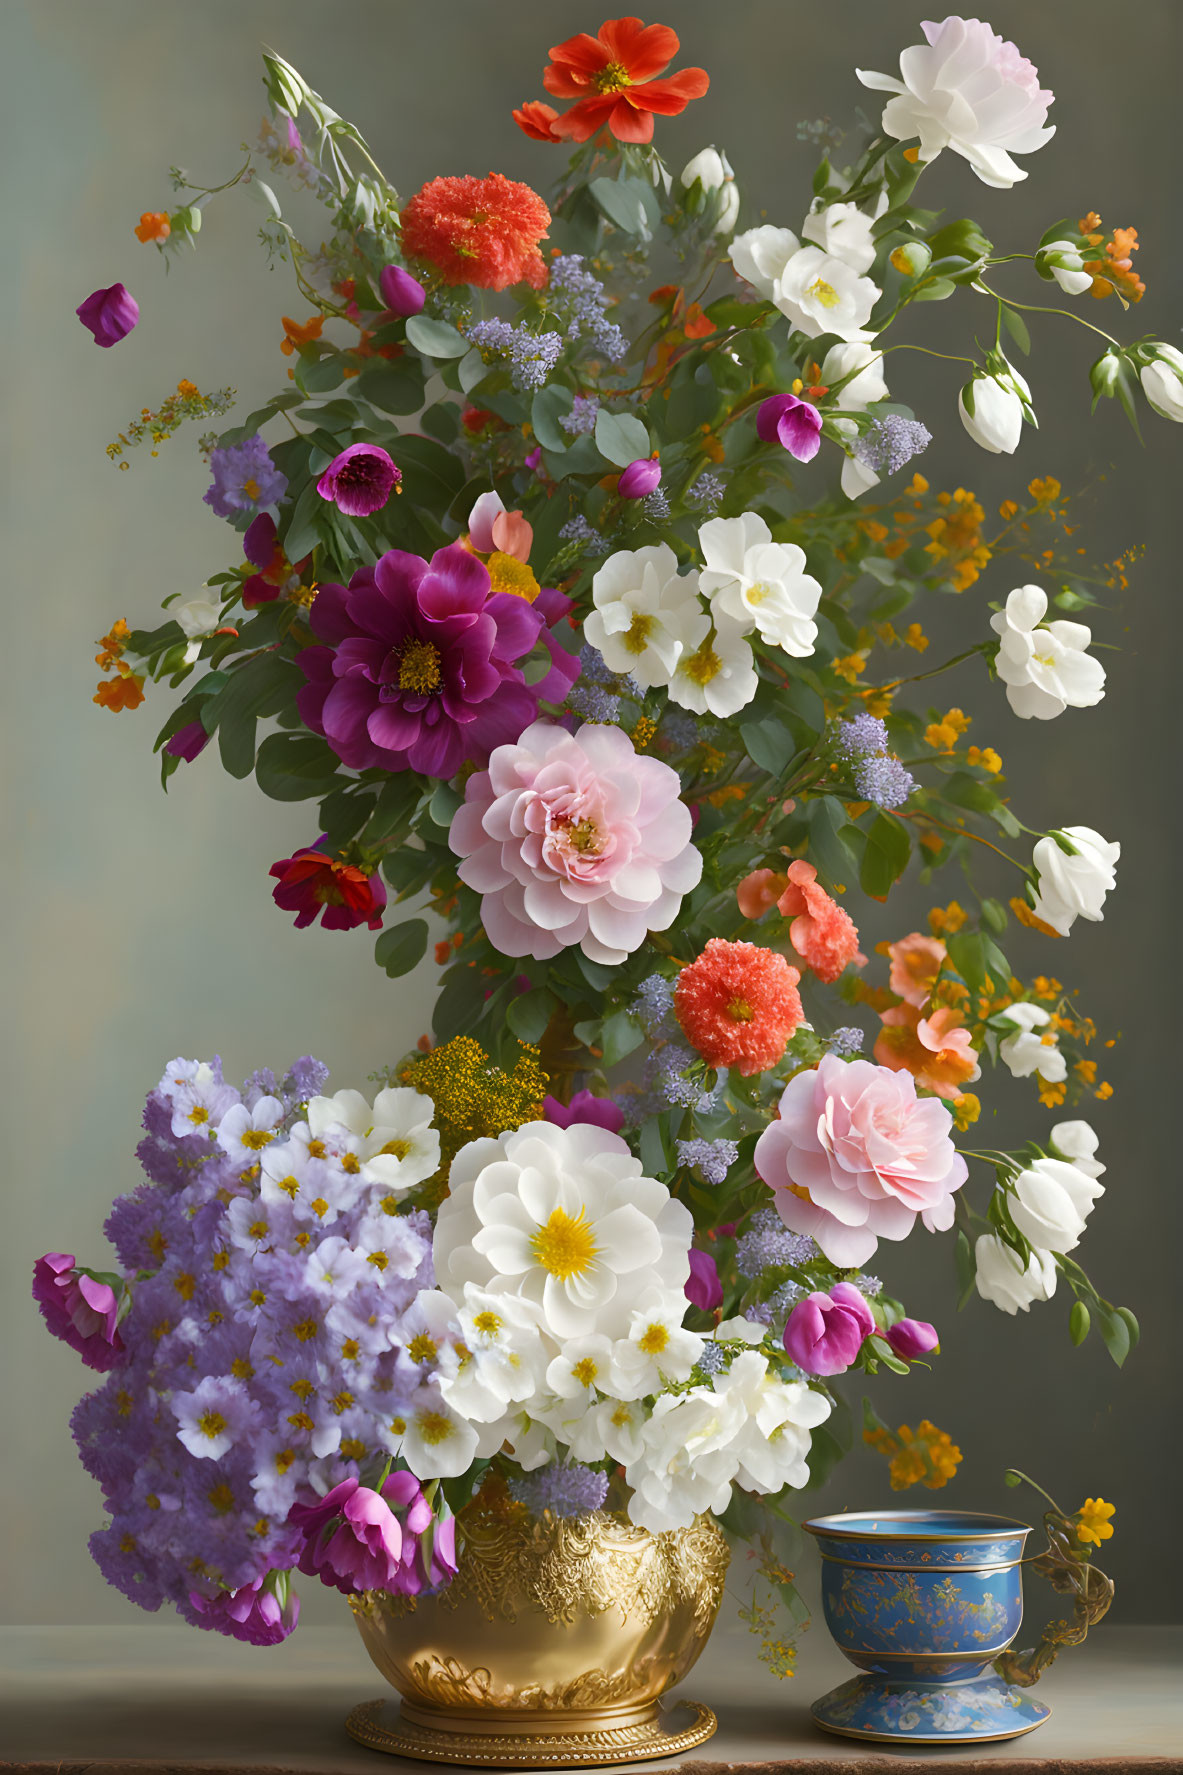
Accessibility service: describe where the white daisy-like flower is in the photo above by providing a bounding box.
[432,1121,693,1343]
[666,610,758,717]
[773,246,880,342]
[545,1335,619,1400]
[990,584,1106,720]
[697,512,821,657]
[711,1350,830,1493]
[216,1095,285,1168]
[611,1297,705,1400]
[383,1382,493,1480]
[440,1286,549,1422]
[303,1085,439,1195]
[584,545,705,688]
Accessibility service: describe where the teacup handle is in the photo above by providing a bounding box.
[992,1515,1115,1688]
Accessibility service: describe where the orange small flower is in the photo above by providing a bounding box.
[886,932,947,1007]
[280,314,325,356]
[675,938,803,1076]
[512,99,561,141]
[1010,896,1062,939]
[135,211,171,244]
[682,301,715,339]
[874,1003,979,1100]
[93,664,145,712]
[95,618,131,672]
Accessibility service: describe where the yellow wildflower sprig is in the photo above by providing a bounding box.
[993,1470,1115,1688]
[106,382,236,466]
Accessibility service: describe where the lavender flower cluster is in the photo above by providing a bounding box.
[547,255,628,363]
[69,1057,444,1641]
[854,414,932,477]
[833,713,916,810]
[468,319,563,393]
[735,1208,816,1280]
[507,1461,609,1519]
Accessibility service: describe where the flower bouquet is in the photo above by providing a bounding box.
[45,7,1160,1723]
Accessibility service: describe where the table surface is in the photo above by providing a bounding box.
[1,1616,1179,1773]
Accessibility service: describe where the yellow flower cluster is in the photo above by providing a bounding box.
[1074,1497,1116,1547]
[402,1035,547,1155]
[925,488,992,590]
[864,1418,964,1491]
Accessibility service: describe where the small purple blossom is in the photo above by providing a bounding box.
[560,394,600,435]
[686,472,725,512]
[855,415,932,477]
[617,457,661,499]
[695,1341,728,1375]
[783,1282,875,1376]
[316,443,401,517]
[856,753,916,809]
[378,264,426,318]
[283,1055,331,1104]
[203,434,287,518]
[756,393,823,463]
[547,255,628,362]
[567,683,622,722]
[640,489,671,523]
[559,514,611,556]
[33,1254,123,1370]
[631,974,676,1035]
[829,1026,865,1057]
[736,1208,815,1280]
[676,1138,739,1184]
[187,1572,300,1645]
[855,1273,883,1297]
[835,713,889,760]
[77,282,139,347]
[469,318,563,392]
[508,1462,609,1520]
[165,721,211,763]
[578,644,640,698]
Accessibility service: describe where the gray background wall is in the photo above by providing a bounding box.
[4,0,1179,1628]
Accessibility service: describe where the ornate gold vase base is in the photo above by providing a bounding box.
[344,1695,718,1767]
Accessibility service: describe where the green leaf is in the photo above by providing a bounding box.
[531,385,575,454]
[638,1115,668,1176]
[354,362,426,415]
[912,278,957,302]
[374,918,429,977]
[600,1009,644,1067]
[867,1335,910,1375]
[954,1229,976,1310]
[1116,1306,1140,1349]
[204,656,302,781]
[1069,1300,1091,1346]
[298,351,346,394]
[254,732,340,801]
[1096,1306,1131,1368]
[428,783,463,829]
[928,219,994,261]
[859,812,910,900]
[980,897,1008,935]
[740,716,796,778]
[806,798,859,893]
[405,315,470,359]
[947,929,1010,1000]
[594,408,650,468]
[1001,305,1032,356]
[281,480,328,565]
[589,175,652,239]
[506,988,557,1045]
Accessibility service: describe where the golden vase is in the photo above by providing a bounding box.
[344,1503,730,1767]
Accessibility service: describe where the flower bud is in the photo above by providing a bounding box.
[1089,349,1124,400]
[1035,239,1091,295]
[685,1248,723,1311]
[889,239,931,278]
[885,1317,940,1360]
[1138,343,1183,422]
[76,282,140,348]
[680,147,727,191]
[379,263,426,318]
[618,457,662,499]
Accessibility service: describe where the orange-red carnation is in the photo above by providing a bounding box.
[777,860,865,984]
[540,17,709,145]
[513,100,561,142]
[675,939,803,1077]
[400,174,551,291]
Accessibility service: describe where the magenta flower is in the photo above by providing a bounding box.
[543,1090,625,1134]
[618,457,662,498]
[381,1471,459,1595]
[316,443,402,518]
[685,1248,723,1312]
[165,720,211,763]
[756,393,823,463]
[76,282,139,347]
[290,1476,404,1595]
[379,264,426,317]
[886,1316,940,1360]
[188,1573,300,1645]
[783,1281,874,1376]
[33,1253,123,1370]
[297,544,549,780]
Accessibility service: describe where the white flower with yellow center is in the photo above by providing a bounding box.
[697,512,822,657]
[729,225,800,300]
[989,584,1106,720]
[546,1335,619,1400]
[584,545,705,689]
[216,1095,285,1168]
[433,1121,693,1343]
[772,246,880,342]
[666,609,758,717]
[394,1288,467,1379]
[387,1384,493,1481]
[441,1286,549,1422]
[711,1350,831,1493]
[303,1085,440,1195]
[611,1298,705,1400]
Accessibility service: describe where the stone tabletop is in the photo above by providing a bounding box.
[1,1616,1179,1773]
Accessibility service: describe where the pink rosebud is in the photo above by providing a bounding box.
[783,1280,874,1376]
[886,1317,940,1360]
[617,457,662,499]
[165,720,211,763]
[685,1248,723,1312]
[33,1253,123,1370]
[756,393,823,463]
[76,282,140,347]
[543,1090,625,1134]
[316,443,401,517]
[378,264,426,317]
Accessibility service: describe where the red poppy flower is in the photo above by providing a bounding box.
[540,17,708,145]
[400,174,551,291]
[270,841,387,932]
[513,100,561,143]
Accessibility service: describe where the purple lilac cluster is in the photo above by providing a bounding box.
[640,489,671,523]
[547,255,628,362]
[558,513,612,556]
[829,1026,865,1057]
[744,1278,807,1329]
[468,319,563,392]
[676,1138,739,1185]
[686,472,725,512]
[507,1461,610,1519]
[694,1341,728,1376]
[854,415,932,476]
[559,394,600,436]
[567,643,642,720]
[63,1057,447,1643]
[203,435,288,518]
[833,713,916,810]
[736,1209,816,1281]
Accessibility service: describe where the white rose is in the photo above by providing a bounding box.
[1037,239,1093,296]
[1140,345,1183,422]
[585,544,705,689]
[996,1003,1066,1083]
[974,1234,1058,1315]
[990,584,1105,720]
[857,17,1055,189]
[1049,1120,1105,1180]
[624,1387,744,1533]
[1009,1157,1104,1253]
[729,225,799,300]
[773,246,880,342]
[801,198,883,275]
[1029,826,1120,936]
[821,341,889,421]
[959,360,1033,454]
[697,511,821,657]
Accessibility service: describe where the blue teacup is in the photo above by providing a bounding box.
[803,1510,1051,1744]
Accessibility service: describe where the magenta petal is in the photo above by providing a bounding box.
[77,282,139,347]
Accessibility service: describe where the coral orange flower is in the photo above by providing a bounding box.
[400,174,551,290]
[736,867,786,921]
[512,100,561,142]
[134,211,171,244]
[539,17,709,145]
[675,938,803,1077]
[887,932,947,1007]
[776,860,865,984]
[874,1003,979,1101]
[280,314,324,356]
[93,664,145,712]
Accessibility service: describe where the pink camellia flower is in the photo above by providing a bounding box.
[685,1248,723,1312]
[783,1281,874,1376]
[617,457,662,499]
[757,393,823,463]
[378,263,426,317]
[886,1316,940,1360]
[887,931,947,1006]
[857,18,1054,189]
[33,1253,123,1370]
[777,860,865,983]
[76,282,140,347]
[754,1054,967,1266]
[544,1089,626,1133]
[187,1573,300,1645]
[449,719,702,965]
[316,443,402,517]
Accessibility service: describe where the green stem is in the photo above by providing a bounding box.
[975,280,1122,349]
